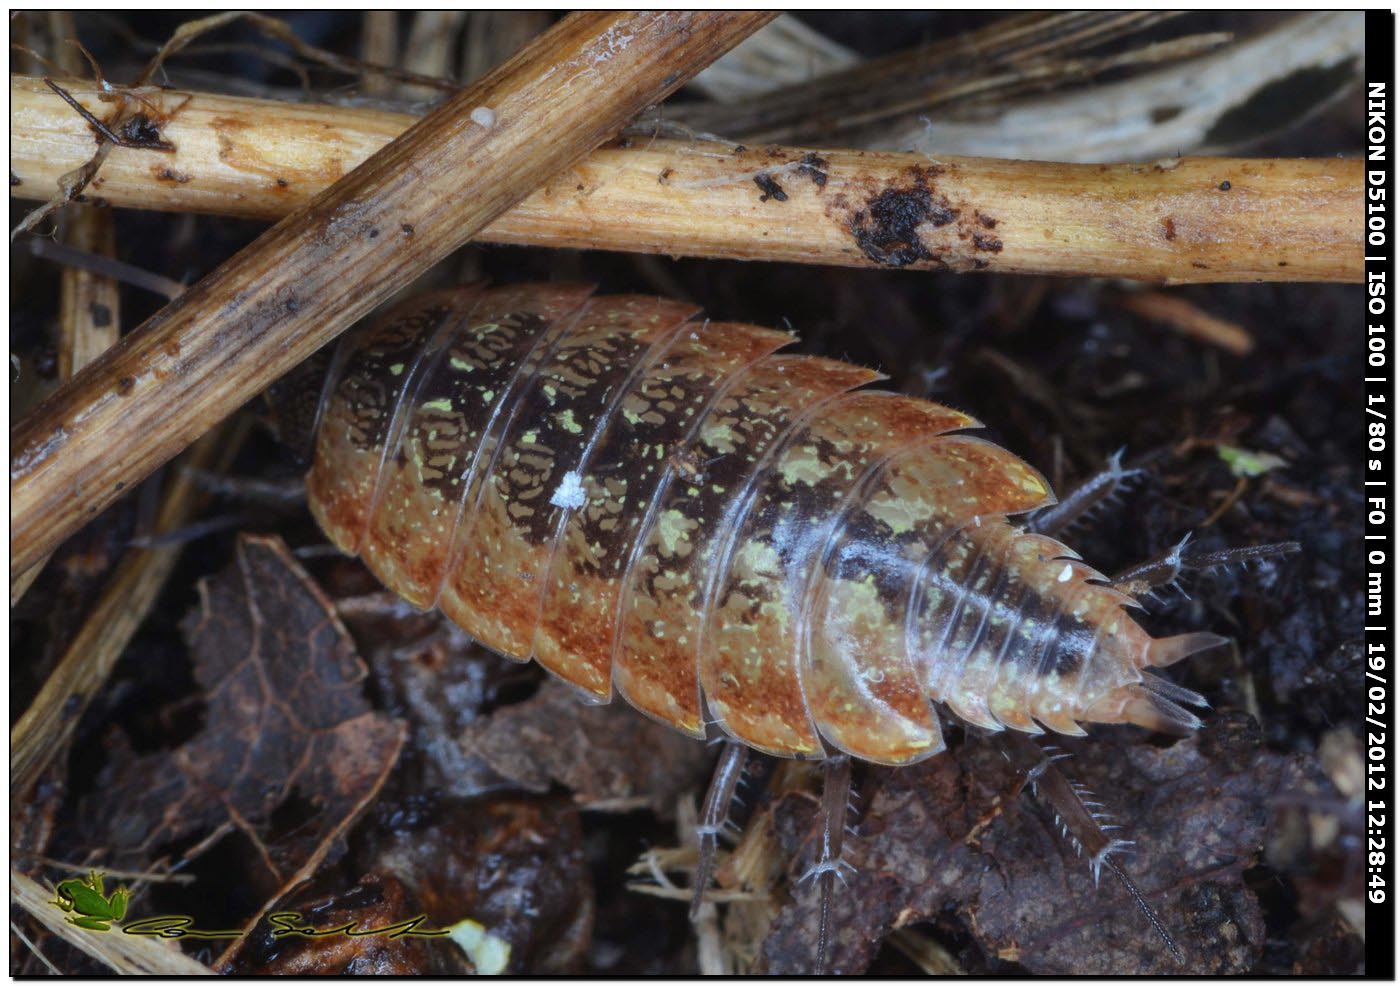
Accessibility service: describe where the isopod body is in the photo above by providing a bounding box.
[306,283,1215,766]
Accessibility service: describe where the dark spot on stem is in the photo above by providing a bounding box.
[848,165,956,268]
[401,224,414,236]
[972,233,1003,253]
[154,165,191,184]
[659,167,675,184]
[1219,180,1231,191]
[119,114,173,151]
[117,376,135,395]
[796,152,828,189]
[1161,217,1177,241]
[90,303,113,328]
[754,173,788,203]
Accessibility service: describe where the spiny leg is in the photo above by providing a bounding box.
[1027,448,1142,537]
[1111,533,1301,598]
[126,470,308,549]
[795,754,854,975]
[1000,732,1185,965]
[177,468,308,508]
[690,740,748,920]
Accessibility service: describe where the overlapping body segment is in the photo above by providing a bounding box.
[308,285,1210,766]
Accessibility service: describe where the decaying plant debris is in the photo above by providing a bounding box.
[10,11,1366,975]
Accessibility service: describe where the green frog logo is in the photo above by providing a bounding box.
[51,871,129,931]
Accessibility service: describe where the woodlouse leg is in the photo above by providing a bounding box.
[1110,532,1301,598]
[1001,732,1185,965]
[1025,448,1142,536]
[126,470,308,549]
[176,468,308,508]
[690,741,748,920]
[796,754,854,975]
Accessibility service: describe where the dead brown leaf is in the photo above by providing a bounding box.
[77,535,404,959]
[459,678,712,816]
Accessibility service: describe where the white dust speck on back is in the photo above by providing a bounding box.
[550,470,587,509]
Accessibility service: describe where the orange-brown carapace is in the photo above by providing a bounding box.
[305,284,1220,768]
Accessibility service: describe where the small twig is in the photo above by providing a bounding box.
[1116,290,1255,356]
[30,235,186,300]
[9,12,777,580]
[43,77,173,149]
[1200,476,1250,527]
[11,919,62,976]
[125,10,458,93]
[20,854,197,885]
[9,75,1364,286]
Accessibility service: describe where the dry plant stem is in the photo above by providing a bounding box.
[667,11,1178,141]
[11,200,121,604]
[9,12,776,579]
[57,208,122,377]
[10,422,247,798]
[10,74,1363,288]
[462,11,554,83]
[10,869,214,975]
[359,11,400,98]
[1117,290,1255,356]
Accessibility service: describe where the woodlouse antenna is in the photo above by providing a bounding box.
[1112,535,1301,597]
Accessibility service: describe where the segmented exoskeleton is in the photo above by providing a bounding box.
[302,283,1249,967]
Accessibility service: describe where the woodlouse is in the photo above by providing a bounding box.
[300,283,1254,966]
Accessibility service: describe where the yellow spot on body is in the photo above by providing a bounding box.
[779,445,830,486]
[389,363,405,375]
[655,512,700,557]
[559,409,583,434]
[423,398,452,412]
